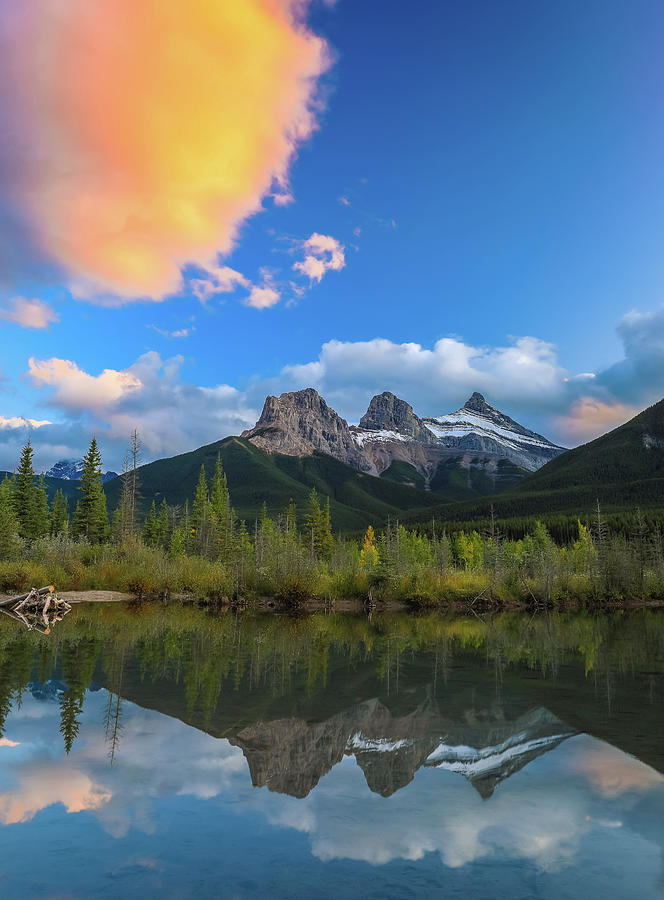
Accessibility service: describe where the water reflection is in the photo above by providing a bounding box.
[0,605,662,898]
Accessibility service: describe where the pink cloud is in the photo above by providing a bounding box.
[293,233,345,283]
[0,297,59,329]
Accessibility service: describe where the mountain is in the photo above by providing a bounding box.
[243,388,565,490]
[46,458,119,483]
[99,388,565,528]
[103,434,441,531]
[420,391,565,471]
[231,701,575,799]
[406,396,664,525]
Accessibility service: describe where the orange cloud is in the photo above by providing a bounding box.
[0,768,111,825]
[571,742,663,798]
[2,1,328,303]
[556,397,638,443]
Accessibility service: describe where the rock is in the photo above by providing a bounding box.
[241,388,372,472]
[358,391,435,443]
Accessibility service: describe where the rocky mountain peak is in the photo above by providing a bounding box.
[463,392,493,414]
[241,388,372,471]
[359,391,434,443]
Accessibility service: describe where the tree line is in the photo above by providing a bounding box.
[2,435,664,606]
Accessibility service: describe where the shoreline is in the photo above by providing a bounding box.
[2,589,663,613]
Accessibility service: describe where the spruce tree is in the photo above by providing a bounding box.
[50,489,69,535]
[15,438,46,540]
[0,476,19,557]
[72,438,109,542]
[35,475,50,536]
[191,464,210,553]
[143,501,157,546]
[155,499,169,549]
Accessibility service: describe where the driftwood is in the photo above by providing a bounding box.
[0,585,71,633]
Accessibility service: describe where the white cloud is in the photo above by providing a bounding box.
[0,297,59,329]
[189,266,251,304]
[148,325,195,339]
[0,415,51,430]
[245,285,282,309]
[27,357,141,414]
[293,233,346,283]
[8,301,664,472]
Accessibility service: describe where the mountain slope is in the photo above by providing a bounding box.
[421,392,565,471]
[103,435,441,531]
[406,397,664,523]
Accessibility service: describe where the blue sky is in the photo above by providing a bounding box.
[1,0,664,469]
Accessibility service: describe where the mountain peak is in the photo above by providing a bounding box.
[359,392,434,443]
[463,392,493,413]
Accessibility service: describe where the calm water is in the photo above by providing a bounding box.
[0,603,663,899]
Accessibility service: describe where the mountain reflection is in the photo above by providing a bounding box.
[0,605,663,897]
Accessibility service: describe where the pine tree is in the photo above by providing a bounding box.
[210,454,231,558]
[304,489,334,560]
[35,475,49,536]
[191,464,211,553]
[14,438,46,540]
[72,438,109,542]
[0,476,19,558]
[143,500,158,545]
[155,498,169,549]
[50,489,69,535]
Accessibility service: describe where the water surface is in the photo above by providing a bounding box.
[0,604,663,898]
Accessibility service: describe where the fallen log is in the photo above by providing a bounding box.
[0,585,54,608]
[0,586,70,633]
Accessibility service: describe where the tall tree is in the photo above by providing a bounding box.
[50,488,69,535]
[14,438,47,540]
[0,476,19,557]
[72,438,109,542]
[191,464,211,553]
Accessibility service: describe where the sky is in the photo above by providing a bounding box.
[1,0,664,471]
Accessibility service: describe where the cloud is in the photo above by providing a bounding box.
[246,285,282,309]
[555,398,639,444]
[189,267,251,304]
[148,325,195,340]
[0,415,51,430]
[0,1,329,304]
[0,297,59,329]
[15,352,259,470]
[293,233,346,283]
[27,357,141,414]
[279,335,569,422]
[9,301,664,472]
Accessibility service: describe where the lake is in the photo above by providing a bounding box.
[0,603,662,899]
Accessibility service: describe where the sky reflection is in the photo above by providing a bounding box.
[0,686,662,899]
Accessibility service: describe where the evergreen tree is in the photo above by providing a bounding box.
[14,438,46,540]
[72,438,109,542]
[50,489,69,535]
[155,498,170,549]
[0,476,19,557]
[191,464,211,553]
[210,454,231,558]
[143,501,158,545]
[304,489,334,560]
[35,475,50,536]
[58,638,99,754]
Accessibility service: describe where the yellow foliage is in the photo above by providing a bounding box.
[360,525,379,568]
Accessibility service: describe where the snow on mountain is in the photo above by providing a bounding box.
[45,459,119,483]
[420,392,565,472]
